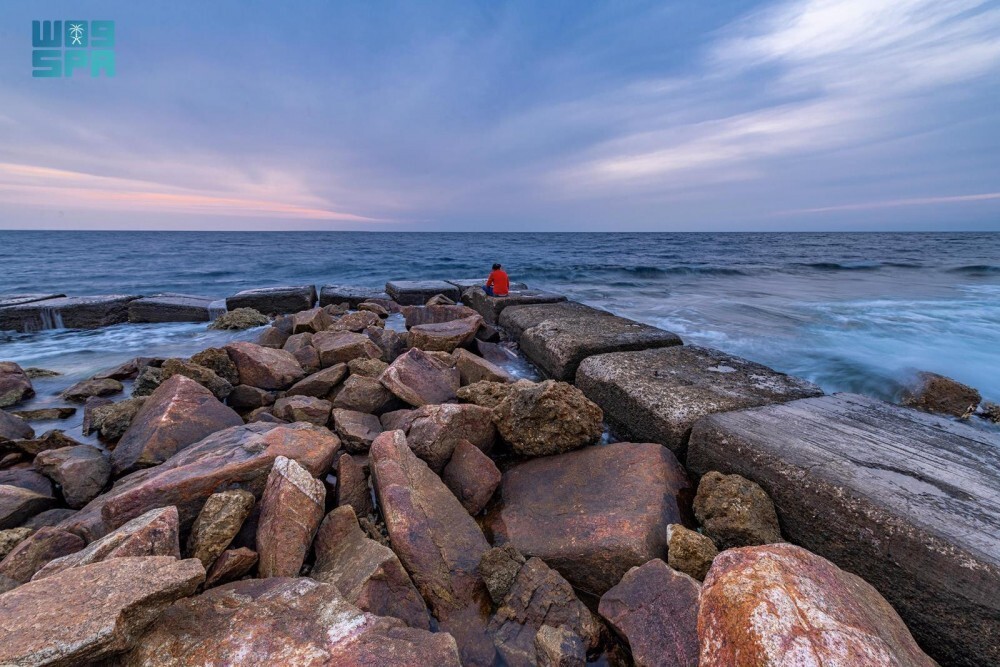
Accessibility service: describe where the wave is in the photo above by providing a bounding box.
[947,265,1000,275]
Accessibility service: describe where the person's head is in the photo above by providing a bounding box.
[492,263,502,271]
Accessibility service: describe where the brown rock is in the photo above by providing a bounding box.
[61,377,123,402]
[5,429,83,458]
[348,356,389,378]
[225,341,305,389]
[0,409,33,442]
[699,544,937,667]
[110,374,243,475]
[599,559,700,667]
[89,397,145,441]
[693,471,782,550]
[160,357,233,399]
[458,379,535,409]
[494,380,603,457]
[443,439,501,514]
[331,408,382,453]
[667,523,718,581]
[313,505,430,628]
[402,304,479,328]
[404,403,496,472]
[358,301,390,317]
[211,306,270,329]
[226,383,276,410]
[0,527,84,586]
[21,508,75,529]
[204,547,257,587]
[0,469,52,496]
[336,452,374,517]
[495,442,691,594]
[902,371,982,417]
[34,445,111,508]
[131,365,163,396]
[453,348,514,385]
[409,315,484,353]
[272,395,332,426]
[256,325,290,348]
[366,325,407,362]
[370,430,496,666]
[0,362,34,408]
[328,310,383,333]
[0,485,54,529]
[332,374,399,413]
[256,455,326,578]
[119,577,460,666]
[313,330,383,367]
[286,363,347,398]
[380,407,418,431]
[33,506,180,580]
[535,625,586,667]
[187,489,255,567]
[291,306,333,334]
[10,407,76,421]
[92,357,148,381]
[479,544,527,604]
[379,347,461,406]
[191,347,240,385]
[0,557,205,666]
[0,527,32,560]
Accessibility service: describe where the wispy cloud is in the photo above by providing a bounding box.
[782,192,1000,214]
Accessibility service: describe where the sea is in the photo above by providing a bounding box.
[2,231,999,440]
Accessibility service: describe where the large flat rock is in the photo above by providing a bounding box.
[225,285,316,314]
[498,301,612,339]
[446,278,528,291]
[0,294,65,308]
[462,288,566,325]
[385,280,461,306]
[0,295,139,332]
[686,393,1000,667]
[576,346,822,460]
[128,294,215,323]
[319,284,391,308]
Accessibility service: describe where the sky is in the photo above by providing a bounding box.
[1,0,999,232]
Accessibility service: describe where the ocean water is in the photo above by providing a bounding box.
[1,230,999,414]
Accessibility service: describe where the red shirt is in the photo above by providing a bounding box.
[486,269,510,296]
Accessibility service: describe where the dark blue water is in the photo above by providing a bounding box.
[2,231,999,406]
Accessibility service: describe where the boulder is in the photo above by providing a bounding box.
[0,409,33,442]
[190,347,240,385]
[256,456,326,578]
[119,577,460,666]
[34,445,111,508]
[61,377,123,402]
[0,527,84,587]
[290,306,332,334]
[499,301,611,340]
[0,485,54,529]
[93,357,154,381]
[226,284,317,314]
[331,408,382,453]
[61,422,340,541]
[494,442,691,594]
[131,366,163,396]
[699,544,936,667]
[478,544,526,604]
[128,294,214,323]
[693,471,782,549]
[366,325,407,361]
[386,280,461,306]
[272,395,332,426]
[0,469,52,496]
[187,489,255,567]
[209,306,271,330]
[0,362,33,407]
[443,439,502,514]
[686,392,1000,667]
[328,310,383,333]
[358,301,390,317]
[226,384,276,410]
[283,332,321,373]
[21,508,75,529]
[0,557,205,666]
[410,315,484,353]
[427,293,456,306]
[225,341,305,389]
[598,559,700,667]
[405,403,497,472]
[370,430,496,666]
[10,407,75,421]
[332,375,399,414]
[493,380,603,457]
[204,547,258,587]
[576,346,823,459]
[87,397,145,441]
[666,524,718,581]
[379,348,461,406]
[0,294,138,332]
[453,348,514,385]
[319,284,391,308]
[160,357,234,399]
[32,506,180,580]
[402,304,480,328]
[535,625,586,667]
[286,363,347,398]
[336,452,374,517]
[4,429,83,458]
[464,287,567,325]
[458,380,535,409]
[901,370,982,417]
[312,505,430,628]
[348,356,389,378]
[111,374,243,475]
[255,323,289,344]
[0,527,32,561]
[314,330,383,367]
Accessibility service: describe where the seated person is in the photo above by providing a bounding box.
[484,263,510,297]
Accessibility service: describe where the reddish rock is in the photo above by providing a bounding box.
[0,527,84,587]
[379,347,461,406]
[358,301,389,317]
[495,442,691,594]
[479,544,527,604]
[331,408,382,453]
[698,544,937,667]
[536,625,586,667]
[160,357,233,399]
[409,315,484,353]
[21,508,75,529]
[187,489,255,567]
[6,428,84,458]
[0,469,52,496]
[204,547,257,587]
[0,409,34,442]
[0,557,205,666]
[0,485,54,529]
[33,506,179,580]
[256,455,326,578]
[598,559,700,667]
[336,452,374,517]
[494,380,603,457]
[225,341,305,389]
[314,330,383,367]
[328,310,383,333]
[693,471,782,550]
[380,407,418,432]
[287,363,347,398]
[402,304,479,328]
[453,348,514,385]
[61,422,340,541]
[34,445,111,508]
[312,505,430,628]
[426,293,456,306]
[366,326,407,362]
[283,331,322,373]
[256,325,289,348]
[902,371,982,417]
[272,394,332,426]
[667,523,718,581]
[332,374,399,413]
[370,430,496,666]
[120,577,460,666]
[110,374,243,475]
[0,362,33,408]
[61,377,123,402]
[406,403,497,472]
[291,307,333,334]
[348,357,389,378]
[226,384,276,410]
[443,439,501,514]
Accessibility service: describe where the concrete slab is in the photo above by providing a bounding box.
[498,301,612,339]
[128,294,216,323]
[446,278,528,291]
[687,393,1000,667]
[462,288,567,325]
[226,285,316,314]
[319,285,390,308]
[0,295,139,332]
[385,280,460,306]
[0,294,65,308]
[575,345,822,459]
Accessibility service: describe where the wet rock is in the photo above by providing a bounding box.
[332,374,399,413]
[22,367,61,379]
[313,505,430,628]
[34,445,111,508]
[131,365,163,396]
[111,374,243,475]
[120,576,460,666]
[599,559,700,667]
[225,341,305,389]
[443,440,501,514]
[981,401,1000,423]
[366,325,407,362]
[256,324,290,347]
[61,422,340,541]
[535,625,586,667]
[209,306,270,330]
[465,288,567,325]
[0,485,54,529]
[902,370,982,417]
[331,408,381,453]
[32,506,179,580]
[320,284,391,308]
[21,508,75,529]
[314,330,383,366]
[257,455,326,578]
[187,489,255,567]
[699,544,936,667]
[329,310,384,333]
[226,284,317,314]
[226,384,276,410]
[410,315,484,353]
[291,306,332,334]
[61,377,123,402]
[380,347,461,406]
[348,356,389,378]
[0,362,34,408]
[10,407,76,421]
[370,430,496,666]
[489,557,602,667]
[336,452,374,517]
[93,357,153,381]
[204,546,257,587]
[387,280,461,306]
[0,294,138,332]
[190,347,240,385]
[479,544,527,604]
[693,471,782,550]
[272,395,332,426]
[160,357,234,399]
[0,556,205,666]
[128,294,214,323]
[495,442,691,595]
[494,380,603,457]
[0,527,32,560]
[667,523,718,581]
[453,348,514,385]
[405,403,497,472]
[457,379,535,409]
[0,409,33,442]
[287,363,348,398]
[0,527,84,587]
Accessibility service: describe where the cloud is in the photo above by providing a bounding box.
[782,191,1000,214]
